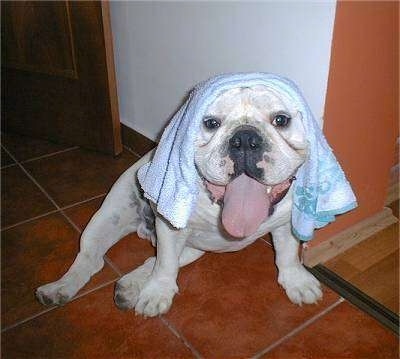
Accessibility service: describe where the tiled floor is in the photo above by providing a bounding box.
[1,132,398,358]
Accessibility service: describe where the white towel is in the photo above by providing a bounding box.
[138,73,357,240]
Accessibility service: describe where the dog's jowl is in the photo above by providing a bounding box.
[36,73,357,317]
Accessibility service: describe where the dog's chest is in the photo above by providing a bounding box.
[185,186,292,252]
[187,192,253,252]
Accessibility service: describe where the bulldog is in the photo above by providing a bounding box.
[36,82,323,317]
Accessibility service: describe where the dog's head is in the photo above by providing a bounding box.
[194,85,308,238]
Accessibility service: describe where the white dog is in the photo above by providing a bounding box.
[36,80,324,317]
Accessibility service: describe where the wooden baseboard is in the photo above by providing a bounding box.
[303,207,398,267]
[121,124,156,156]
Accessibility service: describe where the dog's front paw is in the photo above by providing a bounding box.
[134,278,178,317]
[36,279,78,306]
[278,266,322,305]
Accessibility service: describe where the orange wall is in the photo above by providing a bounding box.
[311,1,399,247]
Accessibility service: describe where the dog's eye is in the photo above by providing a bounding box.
[203,116,221,130]
[272,113,291,127]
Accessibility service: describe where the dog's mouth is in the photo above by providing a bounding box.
[205,174,294,239]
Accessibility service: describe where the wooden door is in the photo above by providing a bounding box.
[1,1,122,155]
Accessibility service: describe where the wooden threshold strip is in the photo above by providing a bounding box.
[303,207,398,267]
[307,264,399,336]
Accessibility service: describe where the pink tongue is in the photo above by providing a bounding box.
[222,173,270,238]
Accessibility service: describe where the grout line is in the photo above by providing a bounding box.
[1,144,17,170]
[19,146,80,164]
[1,306,57,333]
[60,193,107,211]
[1,209,61,231]
[1,278,119,333]
[160,317,203,359]
[252,298,344,359]
[70,278,119,303]
[1,163,17,170]
[104,255,122,277]
[2,145,98,221]
[59,208,84,233]
[261,238,273,247]
[1,146,63,211]
[1,144,79,169]
[1,193,107,232]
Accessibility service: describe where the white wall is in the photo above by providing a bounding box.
[110,1,336,141]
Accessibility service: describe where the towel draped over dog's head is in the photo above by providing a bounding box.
[138,73,357,241]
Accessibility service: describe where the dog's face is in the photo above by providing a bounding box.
[194,85,309,238]
[195,85,308,185]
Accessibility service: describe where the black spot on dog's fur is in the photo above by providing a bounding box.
[129,192,140,208]
[111,213,120,225]
[141,202,155,232]
[131,189,156,243]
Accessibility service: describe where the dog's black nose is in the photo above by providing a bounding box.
[228,126,265,180]
[229,128,263,152]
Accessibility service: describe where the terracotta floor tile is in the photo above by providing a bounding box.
[1,166,56,228]
[24,148,138,207]
[165,241,339,358]
[107,233,156,274]
[1,147,15,167]
[64,196,105,230]
[2,284,194,359]
[264,301,398,359]
[1,213,118,329]
[64,197,156,274]
[2,132,72,162]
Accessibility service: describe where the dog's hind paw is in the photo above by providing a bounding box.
[278,265,323,305]
[114,257,155,311]
[114,277,146,311]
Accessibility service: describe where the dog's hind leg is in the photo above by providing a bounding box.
[36,160,151,306]
[114,246,204,311]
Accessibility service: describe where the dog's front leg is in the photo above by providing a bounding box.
[271,222,322,305]
[134,217,187,317]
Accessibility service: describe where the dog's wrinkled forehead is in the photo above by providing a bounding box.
[206,85,295,120]
[198,84,307,150]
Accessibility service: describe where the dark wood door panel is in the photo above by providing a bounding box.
[3,67,84,145]
[2,1,77,78]
[1,1,122,155]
